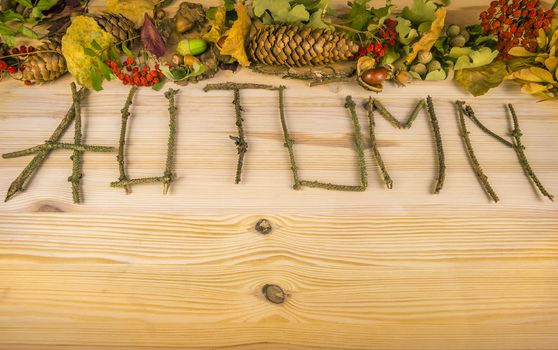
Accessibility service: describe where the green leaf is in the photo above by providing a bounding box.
[0,23,17,36]
[553,0,558,9]
[151,79,166,91]
[0,10,25,23]
[395,18,418,45]
[454,60,507,96]
[121,43,134,57]
[345,0,372,31]
[19,25,38,39]
[34,0,59,11]
[83,47,97,57]
[308,9,331,29]
[401,0,438,24]
[454,47,498,70]
[91,39,102,51]
[424,69,447,80]
[13,0,33,8]
[253,0,310,24]
[96,58,113,81]
[89,67,103,91]
[1,34,16,47]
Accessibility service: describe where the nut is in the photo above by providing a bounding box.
[175,16,192,34]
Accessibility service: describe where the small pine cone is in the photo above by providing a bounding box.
[249,24,359,67]
[21,40,67,84]
[95,13,138,43]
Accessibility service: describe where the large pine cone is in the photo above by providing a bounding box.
[95,14,138,43]
[21,40,67,83]
[249,24,359,67]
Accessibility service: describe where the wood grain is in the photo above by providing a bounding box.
[1,0,558,349]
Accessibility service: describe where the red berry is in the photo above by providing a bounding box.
[11,48,19,55]
[7,66,17,74]
[27,46,34,52]
[0,60,6,70]
[126,56,134,65]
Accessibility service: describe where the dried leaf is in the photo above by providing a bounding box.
[203,4,226,43]
[220,2,252,67]
[406,7,446,64]
[454,60,507,97]
[106,0,158,27]
[141,13,165,58]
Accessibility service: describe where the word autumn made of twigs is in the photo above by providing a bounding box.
[1,82,554,204]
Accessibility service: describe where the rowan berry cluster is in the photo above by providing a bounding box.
[105,56,165,87]
[355,19,399,60]
[480,0,554,59]
[0,45,35,76]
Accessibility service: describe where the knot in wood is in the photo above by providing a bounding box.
[255,219,273,235]
[262,284,286,304]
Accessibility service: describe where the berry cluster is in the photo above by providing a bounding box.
[355,19,399,60]
[480,0,554,58]
[105,57,165,87]
[0,45,36,76]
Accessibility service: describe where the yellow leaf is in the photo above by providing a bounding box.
[220,2,252,67]
[508,46,538,57]
[545,56,558,72]
[203,5,226,43]
[61,16,116,89]
[521,82,550,95]
[508,68,545,83]
[530,67,555,83]
[406,7,446,65]
[106,0,158,27]
[537,28,547,49]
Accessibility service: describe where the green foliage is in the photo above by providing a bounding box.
[252,0,331,29]
[453,47,499,70]
[0,0,61,47]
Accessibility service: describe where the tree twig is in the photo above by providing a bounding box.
[426,96,446,194]
[69,82,84,204]
[163,88,179,194]
[462,104,514,148]
[4,84,86,202]
[508,104,554,201]
[2,142,115,159]
[366,97,393,189]
[116,86,138,194]
[277,86,301,189]
[456,101,499,202]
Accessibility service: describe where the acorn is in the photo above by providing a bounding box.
[361,67,389,86]
[183,54,199,67]
[395,70,413,86]
[176,38,208,56]
[460,30,471,43]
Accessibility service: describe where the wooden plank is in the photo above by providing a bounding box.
[0,0,557,349]
[0,264,557,349]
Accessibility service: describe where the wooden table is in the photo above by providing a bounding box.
[1,1,557,349]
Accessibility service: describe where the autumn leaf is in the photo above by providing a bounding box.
[141,13,165,58]
[220,2,252,67]
[455,60,507,97]
[203,4,226,43]
[406,7,446,64]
